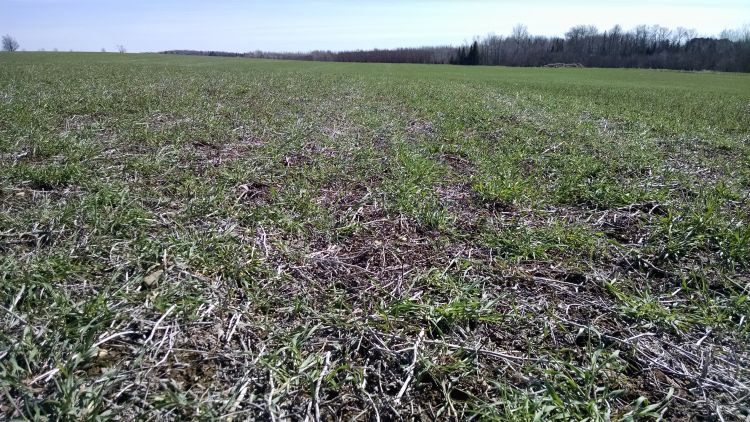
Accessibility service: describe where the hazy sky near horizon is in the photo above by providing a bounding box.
[2,0,748,53]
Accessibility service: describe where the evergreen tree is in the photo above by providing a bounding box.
[467,41,480,65]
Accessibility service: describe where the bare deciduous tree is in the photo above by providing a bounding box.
[721,24,750,42]
[2,34,19,52]
[511,24,530,41]
[117,44,126,54]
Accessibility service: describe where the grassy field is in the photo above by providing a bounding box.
[1,52,749,420]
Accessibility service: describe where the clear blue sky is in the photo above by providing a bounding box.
[2,0,748,52]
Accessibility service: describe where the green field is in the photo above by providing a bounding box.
[1,53,749,420]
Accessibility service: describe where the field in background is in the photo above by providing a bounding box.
[1,53,749,420]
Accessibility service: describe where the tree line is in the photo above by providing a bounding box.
[163,46,457,64]
[162,23,750,72]
[472,24,750,71]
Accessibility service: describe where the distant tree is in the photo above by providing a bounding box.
[467,41,480,65]
[452,40,480,65]
[2,34,19,52]
[452,45,466,65]
[650,25,672,46]
[565,25,599,41]
[101,48,106,53]
[511,24,530,41]
[721,24,750,42]
[673,27,697,45]
[117,44,126,54]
